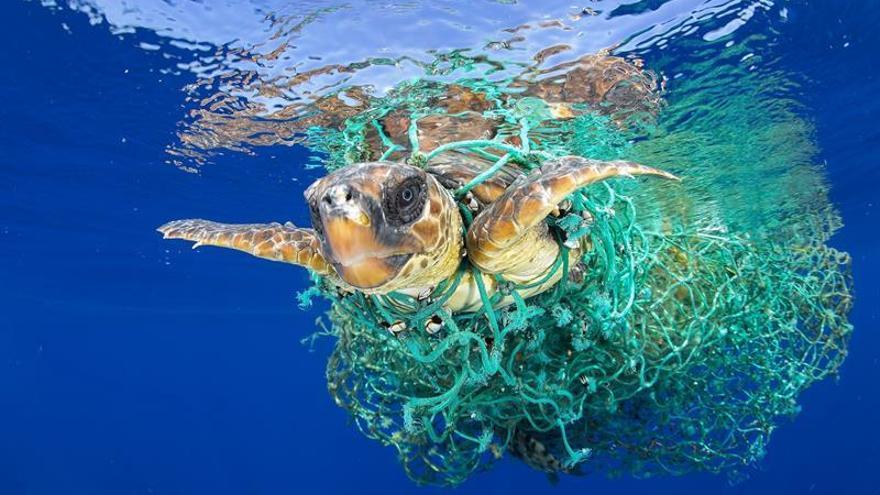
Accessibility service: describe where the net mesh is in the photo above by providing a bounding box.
[297,77,853,485]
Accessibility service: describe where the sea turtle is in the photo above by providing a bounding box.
[160,54,674,316]
[159,57,677,477]
[159,154,675,313]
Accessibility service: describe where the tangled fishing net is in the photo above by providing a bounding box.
[296,74,853,485]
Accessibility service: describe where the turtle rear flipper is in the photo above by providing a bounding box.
[158,219,331,275]
[466,156,677,278]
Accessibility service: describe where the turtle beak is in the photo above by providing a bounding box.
[323,215,382,265]
[318,184,377,263]
[323,216,407,289]
[316,184,410,289]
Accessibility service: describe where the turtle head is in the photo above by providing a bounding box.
[305,162,461,291]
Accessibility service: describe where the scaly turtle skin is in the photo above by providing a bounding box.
[159,154,675,313]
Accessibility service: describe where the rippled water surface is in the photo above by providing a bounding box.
[2,1,878,494]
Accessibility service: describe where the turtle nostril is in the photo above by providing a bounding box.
[323,185,355,207]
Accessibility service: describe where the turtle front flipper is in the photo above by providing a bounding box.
[466,156,677,279]
[158,219,332,275]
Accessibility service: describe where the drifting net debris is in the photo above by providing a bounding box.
[297,76,853,485]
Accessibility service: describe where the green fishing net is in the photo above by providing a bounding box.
[297,76,853,485]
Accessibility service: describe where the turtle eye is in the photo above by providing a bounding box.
[384,176,427,226]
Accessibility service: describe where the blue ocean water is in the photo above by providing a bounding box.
[1,1,878,494]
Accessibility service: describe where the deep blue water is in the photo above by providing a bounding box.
[2,1,878,494]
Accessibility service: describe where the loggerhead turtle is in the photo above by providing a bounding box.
[160,54,675,317]
[159,154,675,314]
[159,59,677,475]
